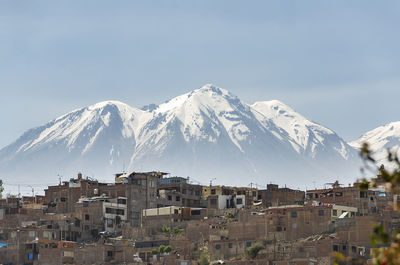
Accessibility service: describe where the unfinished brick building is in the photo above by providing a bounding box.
[258,184,305,208]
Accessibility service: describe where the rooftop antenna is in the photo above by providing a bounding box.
[28,185,34,198]
[209,178,216,186]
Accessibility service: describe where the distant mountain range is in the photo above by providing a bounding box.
[0,84,394,188]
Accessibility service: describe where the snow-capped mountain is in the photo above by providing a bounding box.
[350,121,400,169]
[0,84,361,188]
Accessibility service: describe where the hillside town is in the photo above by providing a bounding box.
[0,171,397,265]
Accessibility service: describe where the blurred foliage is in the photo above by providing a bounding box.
[246,244,263,259]
[338,143,400,265]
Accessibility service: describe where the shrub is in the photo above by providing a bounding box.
[164,245,172,253]
[151,248,158,255]
[246,244,263,259]
[159,244,166,254]
[197,250,209,265]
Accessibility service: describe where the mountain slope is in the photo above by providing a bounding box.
[251,100,354,160]
[0,84,361,188]
[350,121,400,168]
[0,101,146,182]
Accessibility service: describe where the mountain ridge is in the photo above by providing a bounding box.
[0,84,361,188]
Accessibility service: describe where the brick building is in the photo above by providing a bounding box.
[306,183,392,215]
[258,184,305,208]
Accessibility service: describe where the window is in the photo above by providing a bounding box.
[60,197,66,202]
[117,198,127,204]
[85,214,90,220]
[176,196,180,202]
[246,242,251,247]
[211,189,216,195]
[318,210,324,216]
[333,245,339,252]
[252,191,256,197]
[191,210,201,215]
[116,209,125,215]
[84,225,89,231]
[168,195,172,201]
[182,198,186,204]
[360,191,367,198]
[106,208,113,214]
[342,245,347,251]
[195,190,200,196]
[182,189,186,194]
[215,244,221,250]
[352,246,357,253]
[277,226,282,231]
[107,219,113,228]
[107,251,113,257]
[149,180,154,188]
[236,198,243,205]
[333,210,337,216]
[292,223,297,229]
[174,209,179,214]
[291,211,297,218]
[210,199,217,205]
[228,243,233,248]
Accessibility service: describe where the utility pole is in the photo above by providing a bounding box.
[17,229,20,265]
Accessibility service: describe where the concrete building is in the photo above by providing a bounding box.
[306,182,391,215]
[117,171,166,227]
[74,196,128,241]
[157,177,203,208]
[208,194,246,209]
[202,185,258,206]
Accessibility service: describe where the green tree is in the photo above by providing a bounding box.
[151,248,158,255]
[159,244,166,254]
[246,244,263,259]
[197,250,210,265]
[164,245,172,253]
[161,224,170,233]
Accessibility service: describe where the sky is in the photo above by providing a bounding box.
[1,0,400,149]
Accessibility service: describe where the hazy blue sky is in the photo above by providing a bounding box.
[1,1,400,148]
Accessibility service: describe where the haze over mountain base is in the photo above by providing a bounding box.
[0,84,380,189]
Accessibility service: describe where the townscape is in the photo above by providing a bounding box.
[0,171,397,265]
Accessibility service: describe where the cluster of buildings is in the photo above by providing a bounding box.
[0,172,398,265]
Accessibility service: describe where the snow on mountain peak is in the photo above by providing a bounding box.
[0,84,361,187]
[88,100,128,110]
[350,121,400,166]
[251,100,347,158]
[144,84,249,150]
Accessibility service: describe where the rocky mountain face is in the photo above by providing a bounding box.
[0,84,361,188]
